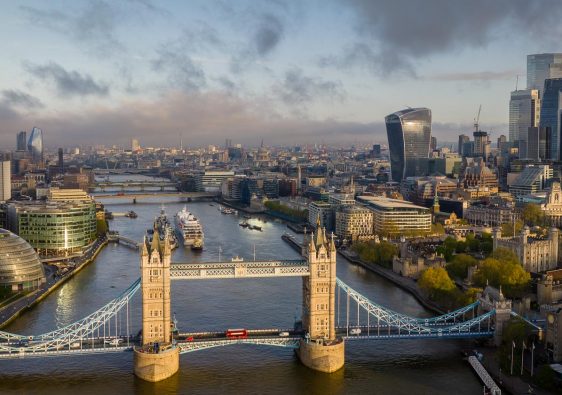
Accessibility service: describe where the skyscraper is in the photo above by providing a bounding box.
[0,160,11,201]
[458,134,470,156]
[509,90,540,158]
[430,136,437,151]
[16,131,27,151]
[27,127,43,163]
[527,53,562,92]
[539,78,562,160]
[385,108,431,183]
[58,148,64,173]
[473,131,490,160]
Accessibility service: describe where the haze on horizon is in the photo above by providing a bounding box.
[1,0,562,148]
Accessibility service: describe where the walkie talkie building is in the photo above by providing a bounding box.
[385,108,432,183]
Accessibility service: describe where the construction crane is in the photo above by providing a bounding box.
[473,105,482,132]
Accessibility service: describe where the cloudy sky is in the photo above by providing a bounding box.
[1,0,562,148]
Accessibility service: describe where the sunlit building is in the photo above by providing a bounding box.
[385,108,432,183]
[27,127,43,163]
[509,89,540,158]
[0,229,46,292]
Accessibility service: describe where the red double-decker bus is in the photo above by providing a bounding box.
[226,328,248,339]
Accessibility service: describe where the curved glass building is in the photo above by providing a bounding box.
[540,78,562,160]
[27,127,43,163]
[385,108,432,183]
[0,229,45,292]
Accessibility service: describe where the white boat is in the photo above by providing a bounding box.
[218,205,237,215]
[175,206,204,247]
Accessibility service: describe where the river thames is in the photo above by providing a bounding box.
[1,197,483,394]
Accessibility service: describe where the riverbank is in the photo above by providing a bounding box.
[337,249,446,315]
[0,235,109,329]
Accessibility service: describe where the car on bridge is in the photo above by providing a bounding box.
[104,338,123,346]
[350,328,362,335]
[278,332,290,337]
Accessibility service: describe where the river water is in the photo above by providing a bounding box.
[1,192,482,394]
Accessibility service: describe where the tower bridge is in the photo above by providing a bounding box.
[0,227,512,385]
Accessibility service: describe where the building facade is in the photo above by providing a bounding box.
[357,196,431,236]
[0,161,10,202]
[334,206,373,241]
[493,227,559,273]
[509,164,552,198]
[540,78,562,160]
[27,127,43,163]
[308,202,333,231]
[0,229,46,292]
[527,53,562,92]
[6,197,97,257]
[542,182,562,226]
[385,108,431,183]
[509,89,540,157]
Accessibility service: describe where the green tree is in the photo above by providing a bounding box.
[522,203,545,227]
[418,267,456,300]
[446,253,478,279]
[352,240,398,268]
[431,223,445,235]
[501,219,524,237]
[472,254,530,297]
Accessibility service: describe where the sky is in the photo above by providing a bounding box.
[1,0,562,149]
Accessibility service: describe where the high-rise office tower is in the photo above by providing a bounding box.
[58,148,64,173]
[16,131,27,151]
[509,89,540,158]
[0,160,11,201]
[458,134,470,156]
[385,108,431,183]
[539,78,562,160]
[527,53,562,92]
[473,131,491,160]
[430,136,437,151]
[372,144,381,158]
[27,127,43,163]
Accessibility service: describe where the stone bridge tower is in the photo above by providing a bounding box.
[298,226,344,373]
[134,231,179,382]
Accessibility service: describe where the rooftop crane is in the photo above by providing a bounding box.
[474,105,482,133]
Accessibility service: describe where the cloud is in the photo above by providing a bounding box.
[20,1,124,56]
[274,68,345,106]
[0,91,383,148]
[24,62,109,97]
[325,0,562,75]
[254,13,285,57]
[425,70,521,82]
[151,49,206,92]
[1,90,44,109]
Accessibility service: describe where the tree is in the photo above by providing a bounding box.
[522,203,545,227]
[446,254,478,279]
[352,240,398,268]
[431,223,445,235]
[418,267,456,300]
[472,255,530,297]
[501,219,524,237]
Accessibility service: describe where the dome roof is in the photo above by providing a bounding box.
[0,229,45,287]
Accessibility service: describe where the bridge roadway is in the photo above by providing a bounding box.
[170,260,310,279]
[93,191,219,200]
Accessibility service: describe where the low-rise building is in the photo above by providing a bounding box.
[542,181,562,226]
[6,193,97,257]
[464,203,519,227]
[357,196,431,236]
[492,226,559,273]
[308,201,333,231]
[509,164,552,198]
[335,206,373,241]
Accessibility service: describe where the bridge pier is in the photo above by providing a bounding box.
[297,338,345,373]
[134,347,179,382]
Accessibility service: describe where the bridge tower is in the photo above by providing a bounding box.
[133,231,179,382]
[297,225,345,373]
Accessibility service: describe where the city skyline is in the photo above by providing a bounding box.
[2,1,562,147]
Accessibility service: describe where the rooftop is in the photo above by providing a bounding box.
[357,196,429,211]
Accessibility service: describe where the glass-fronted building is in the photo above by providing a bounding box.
[509,89,540,155]
[527,53,562,92]
[6,199,97,257]
[385,108,431,183]
[27,127,43,163]
[539,78,562,160]
[0,229,45,292]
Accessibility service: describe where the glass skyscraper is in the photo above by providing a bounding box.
[16,131,27,151]
[509,89,540,157]
[27,127,43,163]
[385,108,432,183]
[540,79,562,160]
[527,53,562,92]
